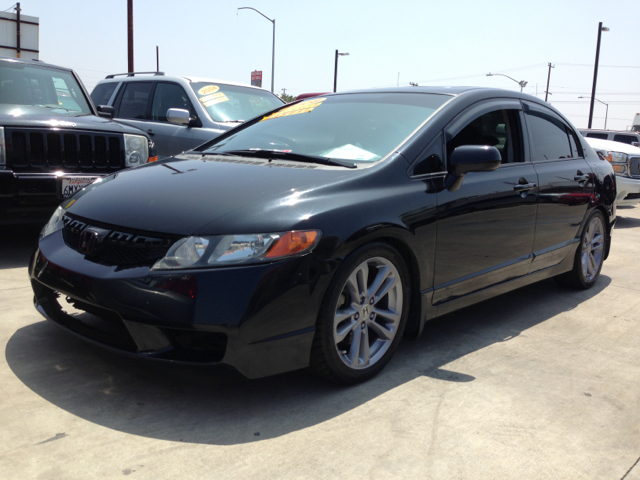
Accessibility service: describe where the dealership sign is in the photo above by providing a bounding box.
[251,70,262,88]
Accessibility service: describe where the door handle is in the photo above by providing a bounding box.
[147,129,155,136]
[574,174,589,182]
[514,183,537,191]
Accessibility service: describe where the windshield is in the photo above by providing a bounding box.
[0,61,92,115]
[200,93,450,163]
[190,82,284,123]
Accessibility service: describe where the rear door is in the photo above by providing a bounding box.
[432,100,538,305]
[148,82,197,157]
[522,101,594,272]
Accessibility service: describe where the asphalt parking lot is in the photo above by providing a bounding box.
[1,209,639,480]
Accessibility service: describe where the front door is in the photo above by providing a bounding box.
[433,101,538,305]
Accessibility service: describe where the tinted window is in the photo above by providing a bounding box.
[117,82,152,119]
[447,109,522,163]
[586,133,608,140]
[151,83,193,122]
[413,133,444,176]
[525,106,573,161]
[613,134,639,145]
[91,83,117,107]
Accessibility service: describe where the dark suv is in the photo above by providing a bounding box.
[0,57,155,225]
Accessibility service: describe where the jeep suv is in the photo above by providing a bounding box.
[0,57,155,225]
[91,73,284,159]
[579,129,640,147]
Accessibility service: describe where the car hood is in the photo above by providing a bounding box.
[585,137,640,156]
[0,108,148,135]
[66,154,358,235]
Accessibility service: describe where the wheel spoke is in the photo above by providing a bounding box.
[335,317,358,343]
[373,307,400,325]
[373,276,395,302]
[359,327,370,366]
[367,265,390,299]
[588,253,598,276]
[356,263,369,298]
[590,233,602,247]
[344,275,360,305]
[368,320,394,341]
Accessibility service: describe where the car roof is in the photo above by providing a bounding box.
[97,73,266,91]
[0,55,73,72]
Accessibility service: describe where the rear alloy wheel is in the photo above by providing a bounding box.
[555,210,607,289]
[310,243,410,384]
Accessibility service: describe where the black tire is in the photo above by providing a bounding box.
[309,243,410,385]
[554,210,607,289]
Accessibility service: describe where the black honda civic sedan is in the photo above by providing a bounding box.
[29,87,616,384]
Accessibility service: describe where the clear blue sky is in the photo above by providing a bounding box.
[12,0,640,130]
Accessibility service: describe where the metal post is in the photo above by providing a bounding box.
[333,50,338,93]
[15,2,20,58]
[588,22,604,129]
[271,19,275,93]
[545,63,554,102]
[127,0,134,73]
[604,103,609,129]
[156,46,159,72]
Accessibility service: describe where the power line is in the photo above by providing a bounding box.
[556,63,640,69]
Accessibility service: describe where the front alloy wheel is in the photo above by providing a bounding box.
[310,243,410,384]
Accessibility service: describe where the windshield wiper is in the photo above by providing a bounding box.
[213,149,357,169]
[35,105,72,112]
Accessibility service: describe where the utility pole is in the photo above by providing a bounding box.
[589,22,610,128]
[544,63,554,102]
[127,0,134,73]
[15,2,20,58]
[156,46,159,72]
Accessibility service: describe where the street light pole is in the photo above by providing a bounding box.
[333,50,349,93]
[588,22,610,128]
[486,72,528,92]
[580,96,609,129]
[238,7,275,93]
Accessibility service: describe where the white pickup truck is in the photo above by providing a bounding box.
[584,137,640,207]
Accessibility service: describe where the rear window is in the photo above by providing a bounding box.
[190,82,284,123]
[91,83,117,107]
[613,134,639,145]
[586,133,608,140]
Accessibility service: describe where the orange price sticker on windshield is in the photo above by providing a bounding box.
[261,98,326,121]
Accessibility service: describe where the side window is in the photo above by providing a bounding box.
[525,104,578,161]
[91,83,117,107]
[447,109,522,164]
[117,82,153,120]
[586,133,608,140]
[412,133,444,176]
[613,134,639,145]
[151,83,193,122]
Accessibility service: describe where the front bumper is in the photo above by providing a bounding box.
[29,229,335,379]
[0,170,102,224]
[615,175,640,207]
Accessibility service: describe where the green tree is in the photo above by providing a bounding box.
[279,92,296,103]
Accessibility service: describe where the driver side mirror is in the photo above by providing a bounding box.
[96,105,115,119]
[445,145,501,192]
[166,108,190,126]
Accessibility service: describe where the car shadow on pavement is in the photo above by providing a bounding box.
[5,275,611,446]
[0,225,41,270]
[614,215,640,229]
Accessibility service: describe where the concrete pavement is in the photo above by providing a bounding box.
[0,210,639,479]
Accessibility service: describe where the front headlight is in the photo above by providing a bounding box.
[152,230,321,270]
[124,134,149,167]
[41,205,66,238]
[610,151,628,163]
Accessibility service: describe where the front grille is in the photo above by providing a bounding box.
[629,156,640,177]
[5,128,124,172]
[62,215,177,269]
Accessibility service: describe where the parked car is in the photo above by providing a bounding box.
[30,87,616,384]
[0,57,156,225]
[580,128,640,147]
[584,136,640,207]
[91,73,285,159]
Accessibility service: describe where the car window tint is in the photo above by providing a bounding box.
[586,133,608,140]
[91,83,117,107]
[447,109,522,163]
[613,134,638,145]
[525,106,572,161]
[118,82,152,120]
[151,83,193,122]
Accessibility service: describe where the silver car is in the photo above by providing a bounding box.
[90,72,284,158]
